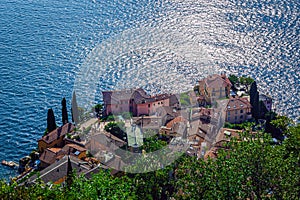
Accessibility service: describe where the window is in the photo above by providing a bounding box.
[235,116,237,120]
[240,115,243,119]
[148,104,150,108]
[240,110,243,113]
[235,110,237,114]
[227,111,230,116]
[227,117,230,121]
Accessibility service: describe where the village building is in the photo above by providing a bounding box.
[37,123,75,153]
[160,116,188,138]
[39,148,63,169]
[225,97,252,124]
[102,88,178,117]
[38,144,87,169]
[25,155,92,185]
[198,74,232,104]
[61,144,87,160]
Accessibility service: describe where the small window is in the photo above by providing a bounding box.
[227,117,230,121]
[235,110,237,114]
[227,111,230,116]
[240,115,243,119]
[148,104,150,108]
[240,110,243,113]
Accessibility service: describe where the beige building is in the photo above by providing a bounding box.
[38,123,74,153]
[199,74,232,104]
[225,97,252,124]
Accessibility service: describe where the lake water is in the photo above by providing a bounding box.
[0,0,299,179]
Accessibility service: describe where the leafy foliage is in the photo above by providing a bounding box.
[180,92,190,107]
[104,121,126,141]
[228,74,239,86]
[1,124,299,199]
[142,135,167,153]
[224,121,255,130]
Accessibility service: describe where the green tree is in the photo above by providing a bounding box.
[228,74,239,87]
[61,97,68,125]
[142,135,167,153]
[104,121,126,141]
[94,104,103,117]
[47,108,56,133]
[271,115,294,135]
[240,76,254,93]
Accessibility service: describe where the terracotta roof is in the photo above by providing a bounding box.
[156,106,179,118]
[204,74,232,88]
[204,147,218,159]
[39,148,63,165]
[62,144,87,154]
[102,88,174,105]
[102,88,150,105]
[27,155,91,184]
[214,128,242,148]
[166,116,187,129]
[225,97,251,111]
[38,123,74,144]
[135,93,172,104]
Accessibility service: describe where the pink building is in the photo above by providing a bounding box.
[102,88,178,117]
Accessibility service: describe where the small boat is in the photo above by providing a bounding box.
[1,160,18,168]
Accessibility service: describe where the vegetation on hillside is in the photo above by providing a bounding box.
[1,123,299,199]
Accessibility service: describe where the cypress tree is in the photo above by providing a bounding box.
[250,82,259,120]
[71,91,80,125]
[250,81,257,106]
[62,97,68,125]
[47,108,57,133]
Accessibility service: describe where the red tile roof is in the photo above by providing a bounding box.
[203,74,232,88]
[38,123,74,144]
[226,97,251,111]
[39,148,63,165]
[62,144,87,154]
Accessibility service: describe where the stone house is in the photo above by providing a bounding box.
[38,123,75,153]
[199,74,232,104]
[225,97,252,124]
